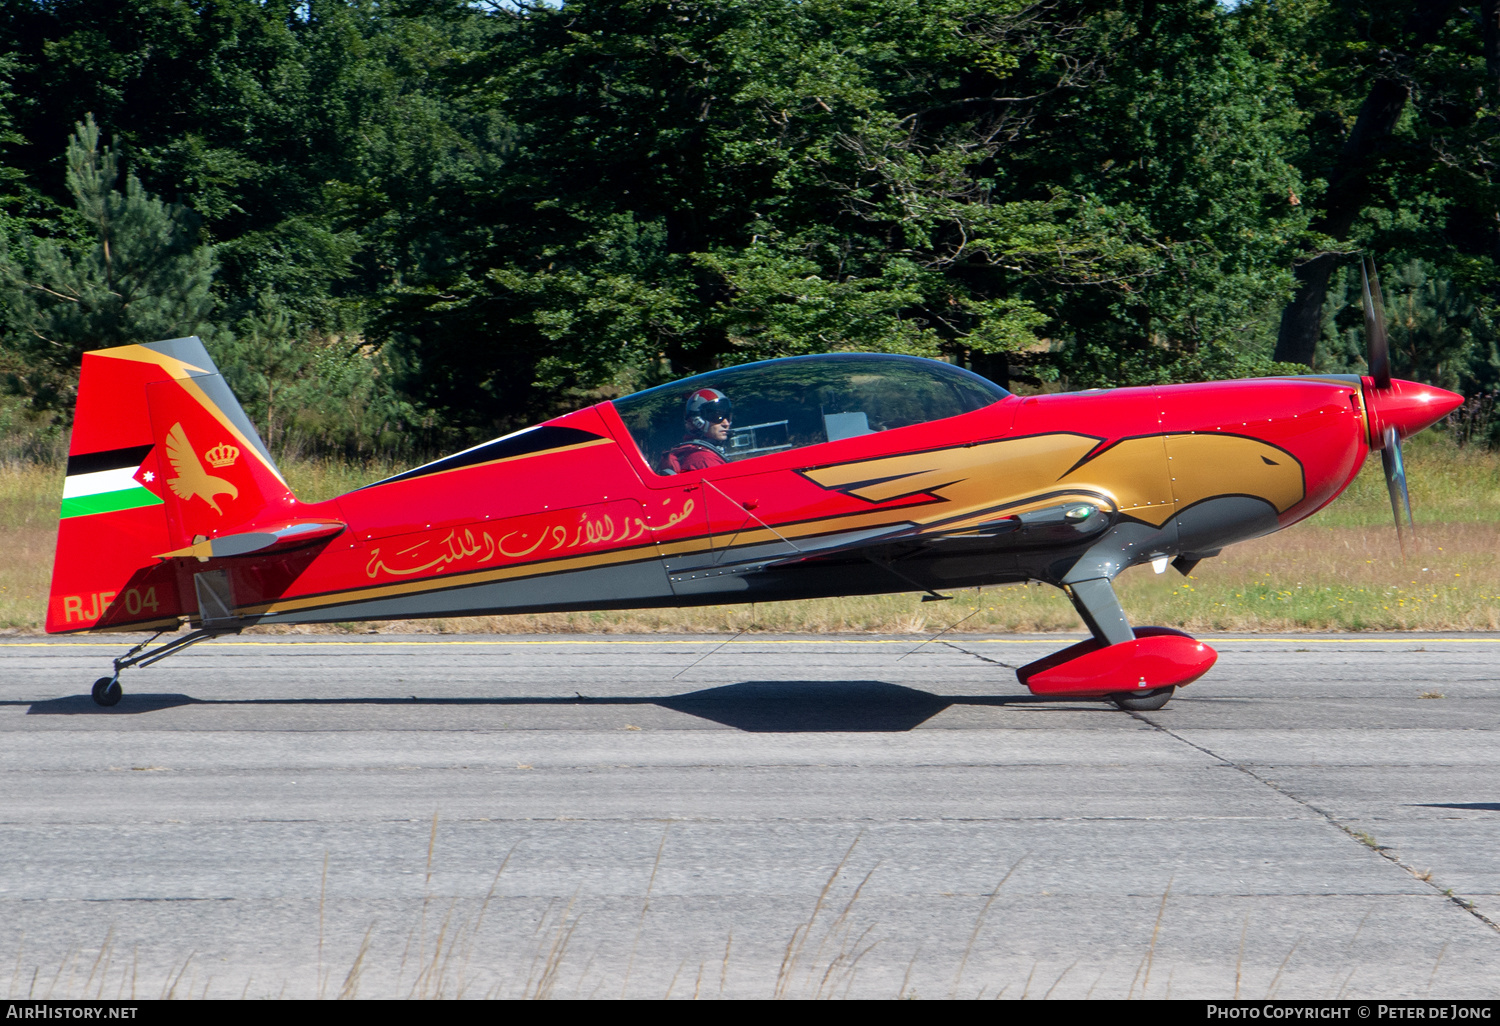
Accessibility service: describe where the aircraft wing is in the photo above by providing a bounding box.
[663,522,919,584]
[665,501,1112,588]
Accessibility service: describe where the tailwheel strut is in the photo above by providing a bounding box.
[90,626,238,707]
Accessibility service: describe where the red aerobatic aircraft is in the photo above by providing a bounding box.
[48,260,1462,709]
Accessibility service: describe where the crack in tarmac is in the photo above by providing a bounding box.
[938,641,1019,670]
[1130,710,1500,937]
[938,637,1500,936]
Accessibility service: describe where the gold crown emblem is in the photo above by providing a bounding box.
[204,442,240,468]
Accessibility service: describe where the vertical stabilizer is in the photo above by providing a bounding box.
[47,337,296,633]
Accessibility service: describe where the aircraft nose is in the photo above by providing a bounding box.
[1363,378,1465,448]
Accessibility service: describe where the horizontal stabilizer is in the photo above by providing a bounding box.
[157,520,346,561]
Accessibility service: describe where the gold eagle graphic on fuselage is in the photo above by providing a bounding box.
[164,421,239,515]
[801,432,1305,532]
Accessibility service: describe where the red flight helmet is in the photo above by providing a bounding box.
[684,387,733,433]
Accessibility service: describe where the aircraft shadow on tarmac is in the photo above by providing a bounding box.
[1411,802,1500,812]
[658,681,1029,731]
[20,680,1056,731]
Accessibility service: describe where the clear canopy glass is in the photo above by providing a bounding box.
[612,353,1010,475]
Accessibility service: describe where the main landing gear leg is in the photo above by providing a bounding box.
[1066,579,1173,710]
[1014,577,1216,711]
[1067,578,1135,647]
[90,627,237,707]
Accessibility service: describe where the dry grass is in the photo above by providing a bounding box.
[1318,432,1500,527]
[1115,520,1500,633]
[280,456,408,504]
[0,462,61,631]
[3,437,1496,634]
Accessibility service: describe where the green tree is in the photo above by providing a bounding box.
[8,0,1500,448]
[0,0,498,341]
[377,0,1317,438]
[212,290,417,457]
[1320,259,1493,392]
[997,1,1315,388]
[0,114,215,415]
[1382,261,1489,390]
[1261,0,1500,370]
[0,55,30,235]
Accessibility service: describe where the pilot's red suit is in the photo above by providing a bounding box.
[664,439,727,473]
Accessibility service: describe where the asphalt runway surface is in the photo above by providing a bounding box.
[1,632,1498,1000]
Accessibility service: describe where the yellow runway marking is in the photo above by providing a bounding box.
[3,636,1499,649]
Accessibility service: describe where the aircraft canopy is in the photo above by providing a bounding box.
[612,352,1009,475]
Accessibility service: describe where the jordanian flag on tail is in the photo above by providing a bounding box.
[60,444,163,519]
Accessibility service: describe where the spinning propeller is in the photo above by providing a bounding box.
[1358,256,1462,557]
[1360,257,1413,554]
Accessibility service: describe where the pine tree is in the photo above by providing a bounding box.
[0,114,216,416]
[1318,259,1494,392]
[1382,260,1486,392]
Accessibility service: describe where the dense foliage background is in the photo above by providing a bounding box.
[1,0,1497,455]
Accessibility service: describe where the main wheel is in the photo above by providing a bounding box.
[1110,685,1174,711]
[91,676,122,707]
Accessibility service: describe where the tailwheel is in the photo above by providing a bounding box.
[1110,686,1174,712]
[91,676,122,707]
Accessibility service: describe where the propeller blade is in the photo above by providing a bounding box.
[1381,424,1414,558]
[1361,256,1391,389]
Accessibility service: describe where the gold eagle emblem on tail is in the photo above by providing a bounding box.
[165,422,239,515]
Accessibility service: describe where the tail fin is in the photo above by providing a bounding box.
[47,337,298,633]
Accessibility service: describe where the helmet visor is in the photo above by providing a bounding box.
[696,398,733,423]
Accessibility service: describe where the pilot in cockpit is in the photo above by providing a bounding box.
[662,387,732,473]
